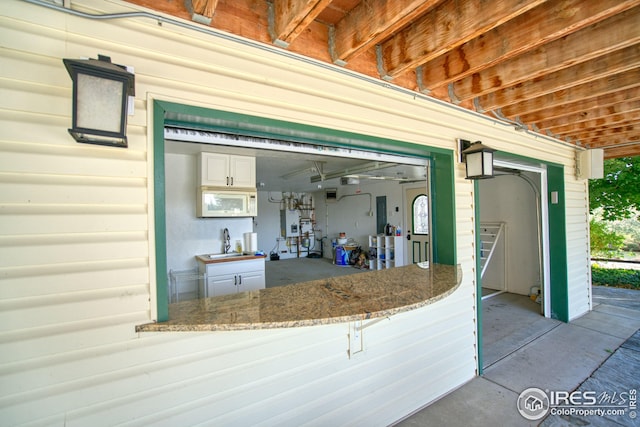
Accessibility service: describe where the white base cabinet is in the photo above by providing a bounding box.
[198,258,265,297]
[368,235,404,270]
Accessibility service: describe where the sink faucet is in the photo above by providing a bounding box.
[223,228,231,253]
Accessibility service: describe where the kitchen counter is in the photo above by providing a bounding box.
[195,253,267,264]
[137,263,462,332]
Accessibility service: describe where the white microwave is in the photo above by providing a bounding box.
[197,188,258,217]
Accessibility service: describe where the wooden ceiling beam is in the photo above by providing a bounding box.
[122,0,640,157]
[271,0,333,47]
[571,125,638,143]
[331,0,440,65]
[586,139,640,159]
[550,108,640,136]
[377,0,546,80]
[476,45,640,112]
[497,69,640,118]
[558,129,638,149]
[598,142,640,159]
[417,0,636,92]
[453,7,640,103]
[191,0,219,17]
[521,87,640,124]
[535,100,640,131]
[589,137,640,148]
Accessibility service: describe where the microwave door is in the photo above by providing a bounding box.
[205,193,244,213]
[199,190,254,217]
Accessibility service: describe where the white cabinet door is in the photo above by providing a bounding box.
[208,274,237,297]
[229,155,256,188]
[237,269,265,292]
[200,152,230,187]
[199,153,255,188]
[203,258,265,297]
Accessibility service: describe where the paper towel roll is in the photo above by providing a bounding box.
[243,232,258,253]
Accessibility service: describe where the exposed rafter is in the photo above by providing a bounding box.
[538,100,640,133]
[185,0,219,24]
[476,45,640,112]
[125,0,640,159]
[330,0,440,65]
[271,0,332,47]
[417,0,639,92]
[377,0,546,80]
[453,7,640,103]
[520,87,640,124]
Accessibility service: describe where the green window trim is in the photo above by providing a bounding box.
[153,100,457,322]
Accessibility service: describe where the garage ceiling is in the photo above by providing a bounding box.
[126,0,640,159]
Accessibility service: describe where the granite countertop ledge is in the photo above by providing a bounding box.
[137,263,462,332]
[194,253,267,264]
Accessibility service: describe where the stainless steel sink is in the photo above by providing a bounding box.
[207,252,244,260]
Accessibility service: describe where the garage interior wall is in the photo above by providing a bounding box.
[478,172,541,296]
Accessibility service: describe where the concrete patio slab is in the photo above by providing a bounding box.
[571,308,640,339]
[483,323,625,393]
[395,377,535,427]
[540,334,640,427]
[593,303,640,321]
[393,287,640,427]
[592,286,640,312]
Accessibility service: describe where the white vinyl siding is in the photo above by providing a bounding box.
[565,178,592,319]
[0,0,590,425]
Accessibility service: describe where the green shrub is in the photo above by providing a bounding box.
[590,219,625,257]
[591,265,640,289]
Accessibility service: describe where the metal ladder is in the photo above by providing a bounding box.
[479,222,505,279]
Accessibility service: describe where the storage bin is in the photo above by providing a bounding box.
[169,269,204,303]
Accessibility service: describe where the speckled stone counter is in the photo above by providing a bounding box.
[137,263,462,332]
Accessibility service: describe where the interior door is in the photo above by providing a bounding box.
[405,186,430,264]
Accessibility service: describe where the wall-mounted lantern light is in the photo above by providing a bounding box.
[459,139,496,180]
[63,55,135,148]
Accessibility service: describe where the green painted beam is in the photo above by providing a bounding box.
[154,101,169,322]
[547,165,569,322]
[431,152,457,265]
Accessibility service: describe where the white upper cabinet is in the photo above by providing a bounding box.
[199,152,256,188]
[228,155,256,188]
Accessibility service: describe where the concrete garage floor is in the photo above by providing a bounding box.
[482,293,561,369]
[394,286,640,427]
[265,257,367,288]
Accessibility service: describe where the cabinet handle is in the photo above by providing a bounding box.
[234,275,237,286]
[226,176,229,186]
[238,275,242,285]
[230,177,234,186]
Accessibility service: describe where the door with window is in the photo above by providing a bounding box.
[405,186,430,264]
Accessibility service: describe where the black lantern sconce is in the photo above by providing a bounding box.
[458,139,496,180]
[63,55,135,148]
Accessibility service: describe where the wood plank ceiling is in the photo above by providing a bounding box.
[125,0,640,159]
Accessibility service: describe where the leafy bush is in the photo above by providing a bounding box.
[592,265,640,289]
[590,219,625,257]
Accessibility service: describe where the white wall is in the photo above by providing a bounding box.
[316,180,406,251]
[256,180,406,261]
[479,172,541,295]
[0,0,590,425]
[165,152,253,271]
